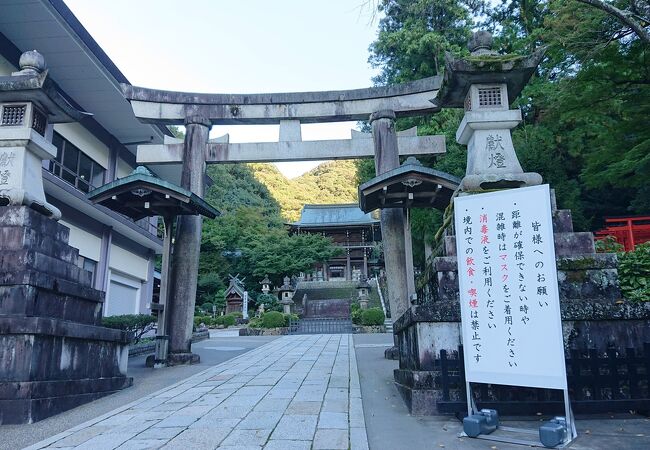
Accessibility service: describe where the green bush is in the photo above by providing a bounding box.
[283,313,299,326]
[248,317,263,328]
[222,314,237,327]
[618,242,650,302]
[193,316,210,329]
[360,308,385,326]
[595,235,624,253]
[351,308,363,325]
[102,314,156,344]
[229,311,243,318]
[262,311,286,328]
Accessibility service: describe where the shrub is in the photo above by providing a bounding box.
[102,314,156,344]
[283,313,299,326]
[229,311,243,318]
[262,311,286,328]
[618,242,650,302]
[193,316,210,329]
[351,307,363,325]
[361,308,385,326]
[222,314,237,327]
[248,317,263,328]
[595,235,624,253]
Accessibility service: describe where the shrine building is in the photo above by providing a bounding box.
[289,204,382,281]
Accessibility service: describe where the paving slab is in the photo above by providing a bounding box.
[25,335,369,450]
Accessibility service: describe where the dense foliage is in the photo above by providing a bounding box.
[101,314,156,344]
[617,243,650,302]
[360,0,650,271]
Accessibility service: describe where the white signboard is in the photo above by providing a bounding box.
[454,185,567,390]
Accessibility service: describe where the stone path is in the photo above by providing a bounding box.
[26,335,368,450]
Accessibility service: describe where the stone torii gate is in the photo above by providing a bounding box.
[121,77,446,364]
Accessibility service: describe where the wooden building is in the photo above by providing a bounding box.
[289,204,382,281]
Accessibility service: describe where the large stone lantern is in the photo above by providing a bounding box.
[278,276,295,314]
[0,50,90,218]
[357,277,371,310]
[433,31,546,192]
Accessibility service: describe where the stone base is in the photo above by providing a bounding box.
[0,206,132,424]
[393,369,439,415]
[0,376,132,424]
[384,346,399,360]
[167,352,201,366]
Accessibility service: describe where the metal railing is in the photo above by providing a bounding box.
[288,318,353,334]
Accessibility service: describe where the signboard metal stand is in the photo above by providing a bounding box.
[453,185,578,448]
[460,382,577,448]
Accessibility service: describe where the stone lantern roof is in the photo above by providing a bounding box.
[278,276,294,294]
[433,31,546,109]
[356,277,371,291]
[259,275,272,286]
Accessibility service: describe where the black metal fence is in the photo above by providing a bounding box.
[288,318,353,335]
[435,344,650,415]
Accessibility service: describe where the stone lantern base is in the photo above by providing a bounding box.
[0,207,132,424]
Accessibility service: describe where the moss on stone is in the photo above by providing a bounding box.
[557,256,598,271]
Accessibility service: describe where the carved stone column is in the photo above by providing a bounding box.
[166,115,210,363]
[370,109,413,322]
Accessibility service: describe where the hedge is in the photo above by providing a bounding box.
[102,314,156,344]
[360,308,385,326]
[262,311,286,328]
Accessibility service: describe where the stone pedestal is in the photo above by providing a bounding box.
[393,200,649,415]
[0,207,132,424]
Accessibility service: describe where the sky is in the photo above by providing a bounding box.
[65,0,381,178]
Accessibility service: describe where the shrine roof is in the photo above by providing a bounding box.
[87,166,219,221]
[291,204,379,228]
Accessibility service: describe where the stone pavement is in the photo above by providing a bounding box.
[25,334,368,450]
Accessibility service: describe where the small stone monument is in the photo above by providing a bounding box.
[259,275,272,294]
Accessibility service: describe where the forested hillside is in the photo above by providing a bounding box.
[250,160,359,222]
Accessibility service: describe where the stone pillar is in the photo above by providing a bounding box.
[363,250,368,278]
[370,110,412,321]
[166,115,210,363]
[346,250,352,281]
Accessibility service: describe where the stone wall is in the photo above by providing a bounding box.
[393,203,650,415]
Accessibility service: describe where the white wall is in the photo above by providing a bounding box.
[0,54,16,76]
[109,243,148,280]
[116,158,133,179]
[59,220,101,261]
[53,122,109,169]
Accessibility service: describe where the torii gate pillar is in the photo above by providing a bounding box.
[166,115,210,364]
[370,110,416,324]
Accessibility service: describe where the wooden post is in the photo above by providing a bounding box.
[370,109,413,321]
[166,115,210,363]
